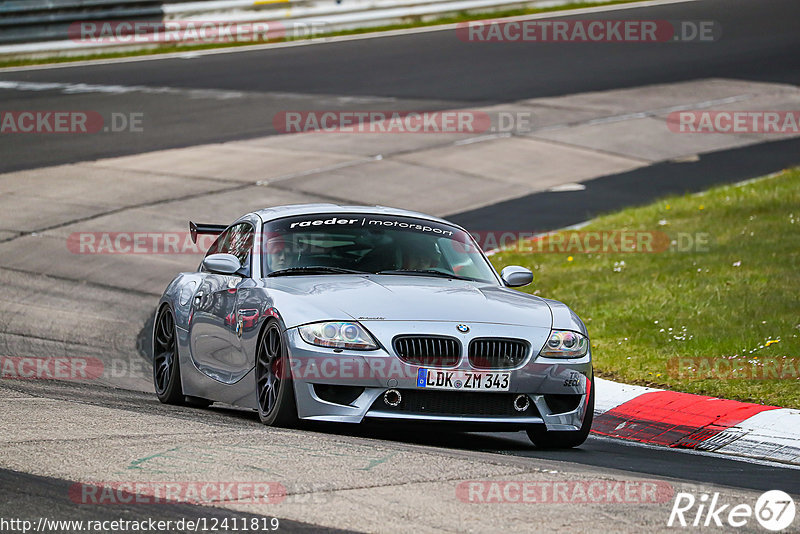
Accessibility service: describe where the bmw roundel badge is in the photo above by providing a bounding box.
[456,324,470,333]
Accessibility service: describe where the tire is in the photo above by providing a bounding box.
[526,383,594,449]
[255,319,298,427]
[152,306,184,405]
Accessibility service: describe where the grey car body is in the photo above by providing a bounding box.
[154,204,594,447]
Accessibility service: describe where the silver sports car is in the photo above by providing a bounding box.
[153,204,593,448]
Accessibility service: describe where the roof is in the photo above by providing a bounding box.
[252,203,455,227]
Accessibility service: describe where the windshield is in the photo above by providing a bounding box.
[261,213,498,284]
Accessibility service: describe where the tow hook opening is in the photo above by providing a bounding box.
[383,389,402,407]
[513,394,531,412]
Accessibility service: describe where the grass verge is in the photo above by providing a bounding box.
[0,0,646,69]
[491,168,800,409]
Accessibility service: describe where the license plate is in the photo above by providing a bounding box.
[416,369,510,391]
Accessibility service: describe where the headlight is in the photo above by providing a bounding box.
[298,321,378,350]
[539,330,589,358]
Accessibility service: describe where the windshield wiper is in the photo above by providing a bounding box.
[375,269,476,282]
[267,266,368,277]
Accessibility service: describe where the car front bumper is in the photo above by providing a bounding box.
[285,321,592,431]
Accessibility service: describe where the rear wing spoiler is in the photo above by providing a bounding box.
[189,221,226,244]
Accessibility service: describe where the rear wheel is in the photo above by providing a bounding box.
[153,307,184,405]
[527,384,594,449]
[256,320,297,427]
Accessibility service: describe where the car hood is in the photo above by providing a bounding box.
[265,275,553,328]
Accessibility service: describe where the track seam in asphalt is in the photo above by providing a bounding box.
[0,330,114,350]
[521,134,654,164]
[85,162,256,185]
[0,266,161,298]
[380,157,518,186]
[0,183,254,245]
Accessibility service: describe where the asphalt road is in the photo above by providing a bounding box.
[449,136,800,230]
[0,467,350,534]
[2,0,799,529]
[5,379,800,500]
[1,0,799,172]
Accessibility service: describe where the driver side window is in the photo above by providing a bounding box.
[203,223,254,276]
[228,223,254,272]
[205,228,231,258]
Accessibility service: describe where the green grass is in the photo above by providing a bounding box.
[491,168,800,408]
[0,0,646,69]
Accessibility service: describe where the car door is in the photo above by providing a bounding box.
[189,222,254,383]
[230,221,271,378]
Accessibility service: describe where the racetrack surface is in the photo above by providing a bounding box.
[6,379,800,498]
[449,136,800,230]
[0,467,351,534]
[1,0,799,172]
[1,0,800,531]
[2,378,798,532]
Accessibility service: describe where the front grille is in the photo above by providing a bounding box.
[393,335,460,367]
[468,338,529,369]
[369,390,537,417]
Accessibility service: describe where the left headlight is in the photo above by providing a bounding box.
[539,330,589,358]
[298,321,379,350]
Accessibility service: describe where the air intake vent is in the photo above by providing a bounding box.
[370,390,538,417]
[393,335,460,367]
[468,338,529,369]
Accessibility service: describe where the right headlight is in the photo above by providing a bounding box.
[298,321,379,350]
[538,330,589,358]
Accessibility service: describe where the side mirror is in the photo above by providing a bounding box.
[202,253,242,275]
[500,266,533,287]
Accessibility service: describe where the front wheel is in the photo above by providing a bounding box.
[527,384,594,449]
[153,307,184,405]
[255,320,297,427]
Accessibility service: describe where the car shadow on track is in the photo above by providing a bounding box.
[203,403,590,455]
